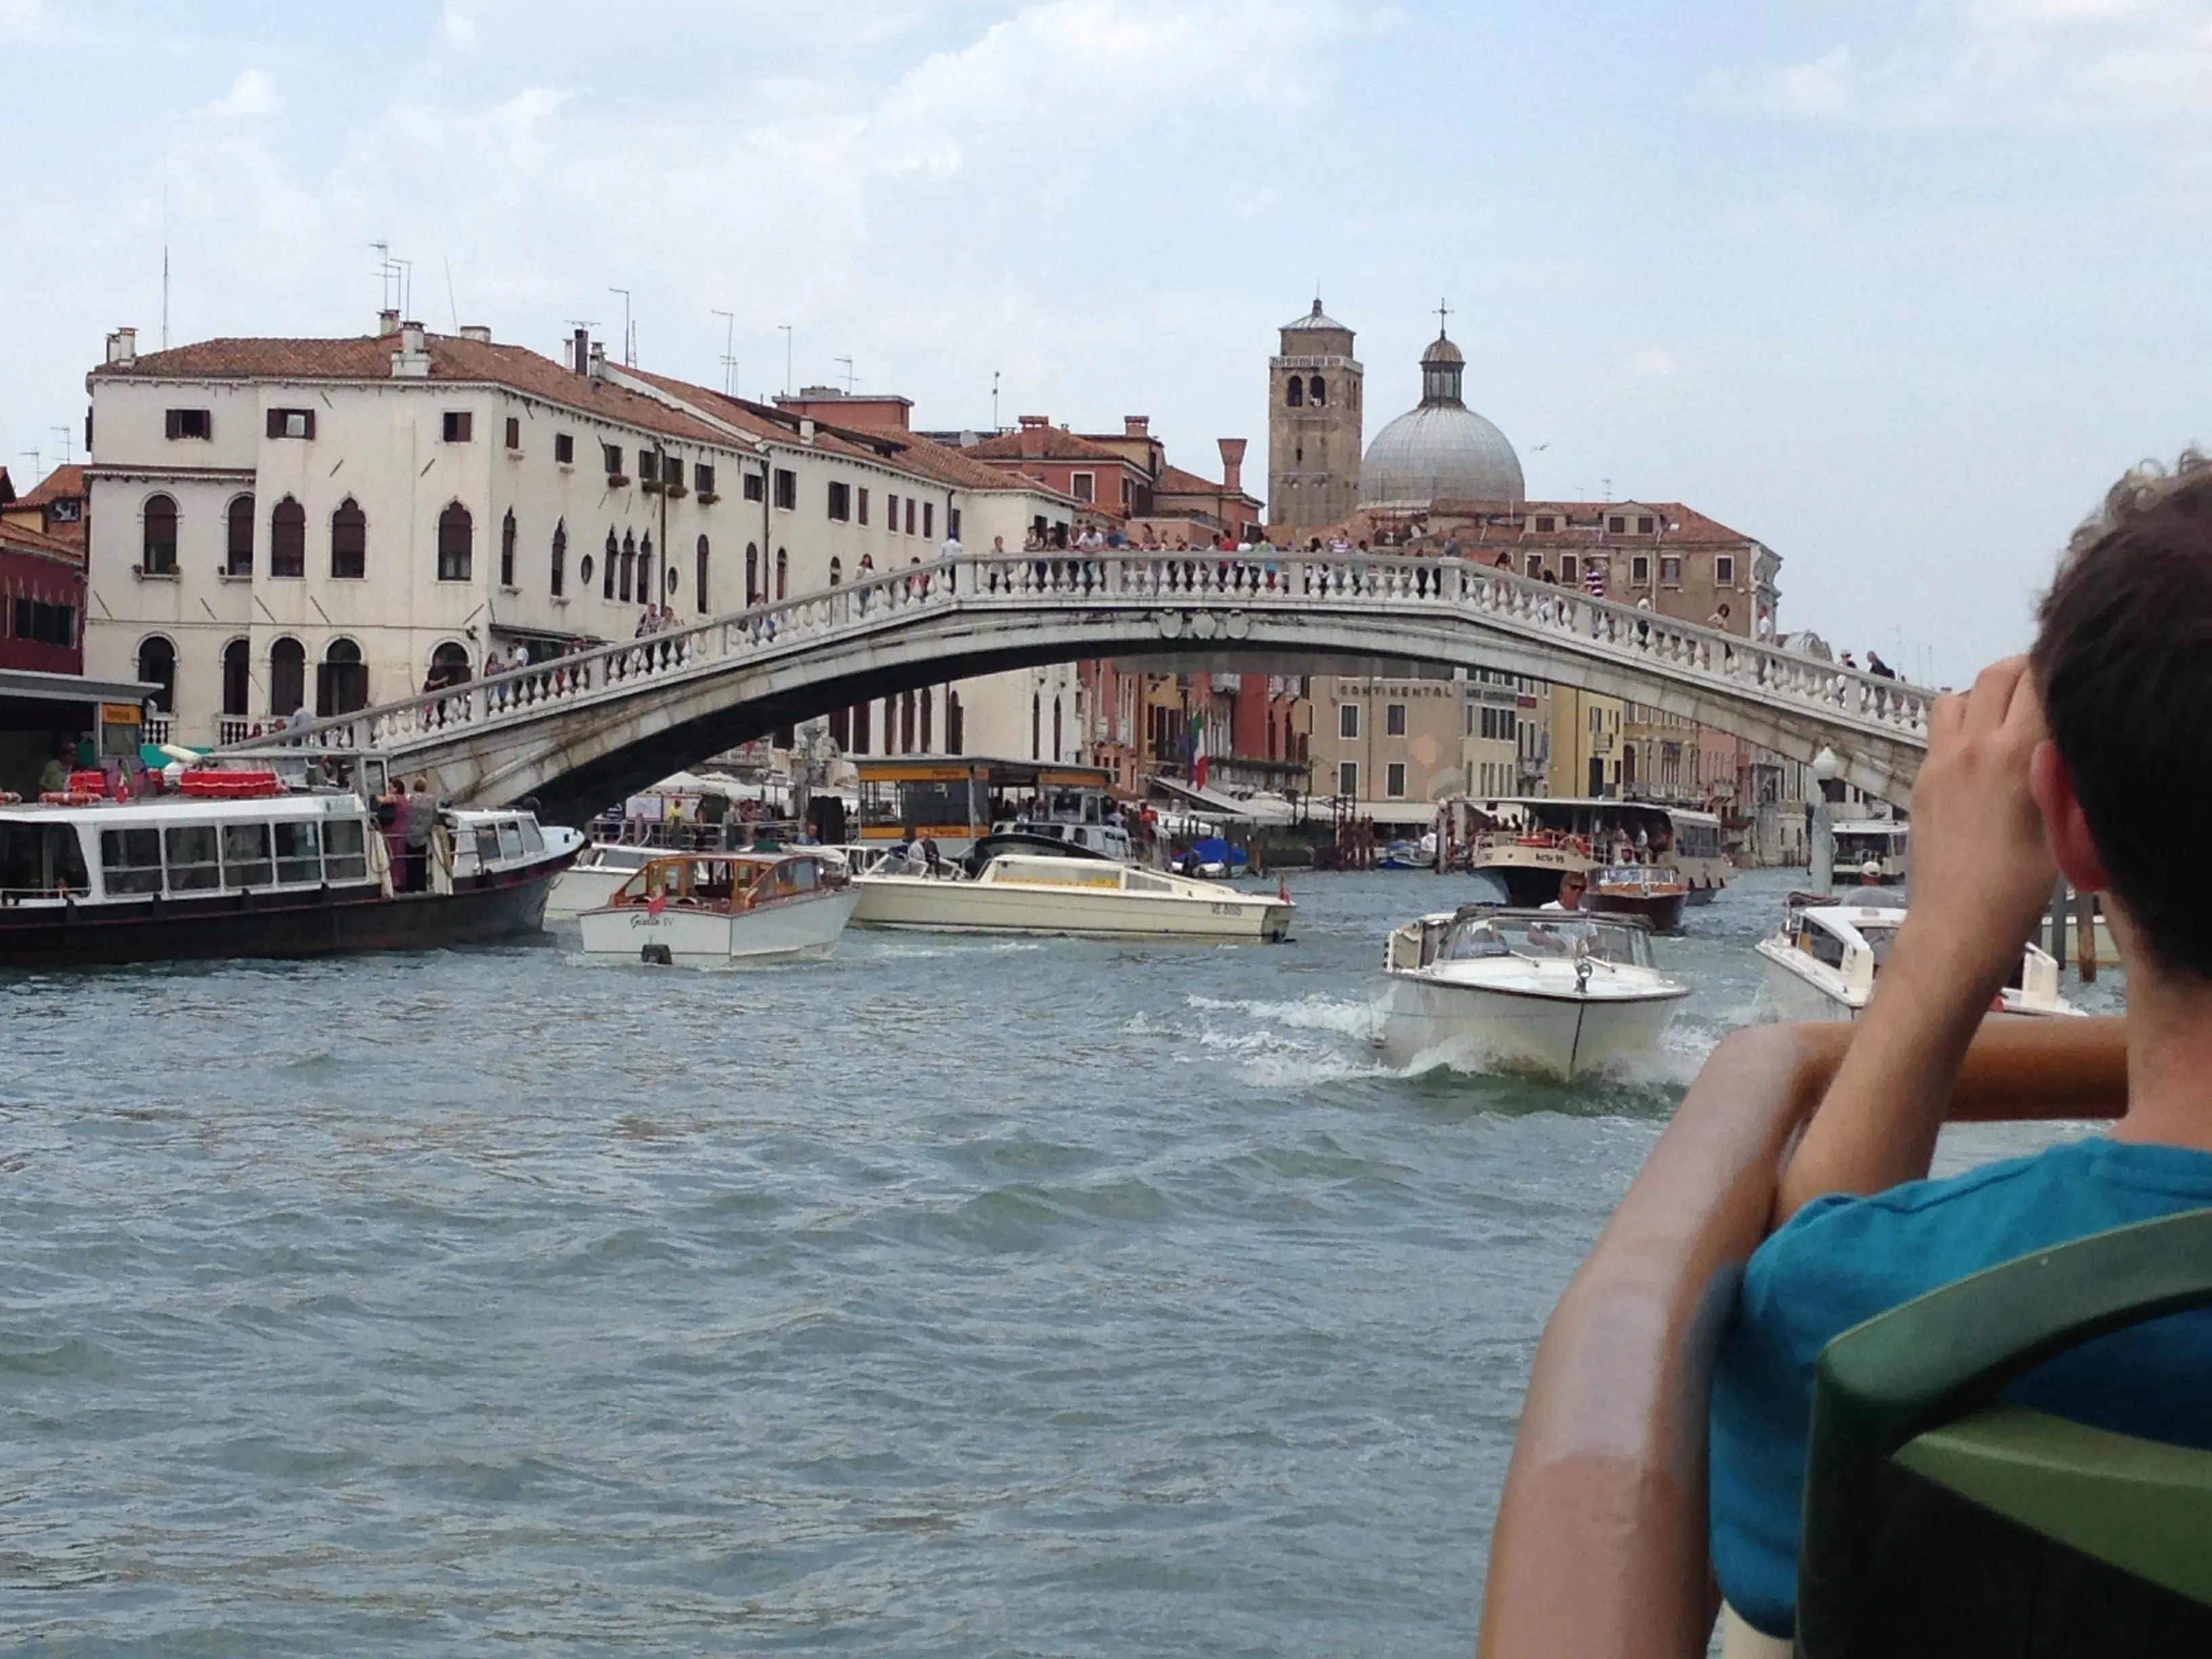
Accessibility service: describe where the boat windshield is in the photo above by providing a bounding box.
[1441,912,1656,968]
[1858,920,1900,972]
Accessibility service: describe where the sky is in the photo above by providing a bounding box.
[5,0,2211,684]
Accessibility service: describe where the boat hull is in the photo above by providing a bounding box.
[1756,942,1864,1023]
[851,874,1290,941]
[578,886,860,966]
[0,857,569,968]
[1584,889,1687,933]
[1376,972,1685,1078]
[544,864,632,922]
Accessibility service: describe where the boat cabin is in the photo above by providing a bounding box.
[1833,817,1910,881]
[605,851,846,913]
[0,792,380,907]
[853,756,1118,855]
[1389,905,1660,975]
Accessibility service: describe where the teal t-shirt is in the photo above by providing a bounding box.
[1708,1137,2212,1638]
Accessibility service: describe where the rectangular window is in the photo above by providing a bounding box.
[323,819,369,881]
[1337,760,1358,797]
[273,821,321,885]
[165,408,211,441]
[1385,762,1406,798]
[1561,554,1578,583]
[443,411,474,443]
[924,501,934,539]
[695,462,715,496]
[222,823,273,888]
[603,442,624,476]
[743,470,765,502]
[1607,514,1626,533]
[1071,471,1096,503]
[1534,514,1556,532]
[555,433,575,464]
[886,493,899,531]
[1715,554,1735,585]
[1338,703,1359,739]
[100,827,165,895]
[857,487,870,526]
[1661,556,1682,585]
[1637,515,1655,533]
[505,415,521,450]
[904,497,916,535]
[1385,701,1406,737]
[774,469,797,510]
[1631,554,1650,583]
[13,598,75,647]
[163,825,220,892]
[827,481,852,522]
[266,408,315,440]
[948,507,961,542]
[1528,553,1544,575]
[638,450,659,485]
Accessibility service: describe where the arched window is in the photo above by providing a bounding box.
[638,532,654,603]
[226,495,255,576]
[142,493,178,574]
[428,640,472,689]
[268,636,305,716]
[695,535,710,611]
[330,497,366,579]
[1285,377,1303,408]
[1308,374,1326,406]
[550,520,567,598]
[745,543,759,606]
[220,638,250,717]
[316,636,368,716]
[602,530,617,599]
[920,686,933,752]
[619,530,636,602]
[136,635,177,712]
[436,502,472,581]
[946,691,964,755]
[270,496,306,577]
[1052,695,1063,762]
[775,546,788,600]
[499,509,517,588]
[828,556,842,587]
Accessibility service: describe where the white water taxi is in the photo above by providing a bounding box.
[579,851,859,966]
[1755,894,2081,1022]
[851,853,1293,941]
[1377,906,1689,1078]
[544,842,657,921]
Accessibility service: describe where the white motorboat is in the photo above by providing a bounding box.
[578,850,859,966]
[1376,905,1689,1078]
[1755,893,2083,1022]
[851,853,1293,941]
[544,842,658,921]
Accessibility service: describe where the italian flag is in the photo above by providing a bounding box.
[1189,706,1209,789]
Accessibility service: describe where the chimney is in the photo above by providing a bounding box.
[459,324,491,344]
[1018,414,1049,428]
[390,322,430,379]
[572,328,590,375]
[798,418,817,444]
[588,341,607,383]
[105,327,138,366]
[378,308,401,337]
[1124,415,1150,437]
[1218,437,1247,495]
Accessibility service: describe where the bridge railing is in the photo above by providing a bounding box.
[232,552,1933,760]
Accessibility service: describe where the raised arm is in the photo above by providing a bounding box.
[1774,657,2060,1223]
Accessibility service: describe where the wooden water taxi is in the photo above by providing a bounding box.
[578,851,859,966]
[852,853,1292,941]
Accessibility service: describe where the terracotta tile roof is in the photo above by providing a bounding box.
[964,424,1132,466]
[1430,498,1761,547]
[1153,464,1225,495]
[0,520,87,564]
[94,333,743,451]
[16,464,84,507]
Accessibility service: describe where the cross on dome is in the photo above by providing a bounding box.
[1435,298,1452,337]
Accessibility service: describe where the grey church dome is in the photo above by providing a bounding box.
[1359,330,1523,508]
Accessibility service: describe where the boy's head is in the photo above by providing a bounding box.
[2032,450,2212,976]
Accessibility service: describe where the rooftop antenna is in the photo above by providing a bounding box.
[777,324,793,396]
[991,369,1000,431]
[52,426,73,468]
[161,180,171,349]
[712,308,737,396]
[20,451,40,482]
[608,287,633,366]
[834,356,857,394]
[443,256,461,331]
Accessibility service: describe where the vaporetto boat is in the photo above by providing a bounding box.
[1755,893,2082,1022]
[851,853,1294,941]
[1376,905,1689,1078]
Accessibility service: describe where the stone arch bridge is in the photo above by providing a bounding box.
[230,552,1936,825]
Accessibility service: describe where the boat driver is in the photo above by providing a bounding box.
[1707,453,2212,1645]
[1539,872,1586,911]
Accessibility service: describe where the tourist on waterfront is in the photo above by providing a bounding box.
[402,774,438,892]
[1708,453,2212,1644]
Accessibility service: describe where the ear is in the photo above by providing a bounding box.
[2030,740,2112,893]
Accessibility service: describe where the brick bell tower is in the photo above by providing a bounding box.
[1267,298,1364,533]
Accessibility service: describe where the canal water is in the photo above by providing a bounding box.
[0,868,2122,1655]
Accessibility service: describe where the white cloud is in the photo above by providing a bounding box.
[1756,47,1856,119]
[1629,348,1680,378]
[205,68,282,118]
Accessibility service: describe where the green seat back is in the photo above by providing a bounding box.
[1794,1206,2212,1658]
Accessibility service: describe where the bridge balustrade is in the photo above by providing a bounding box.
[239,552,1933,765]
